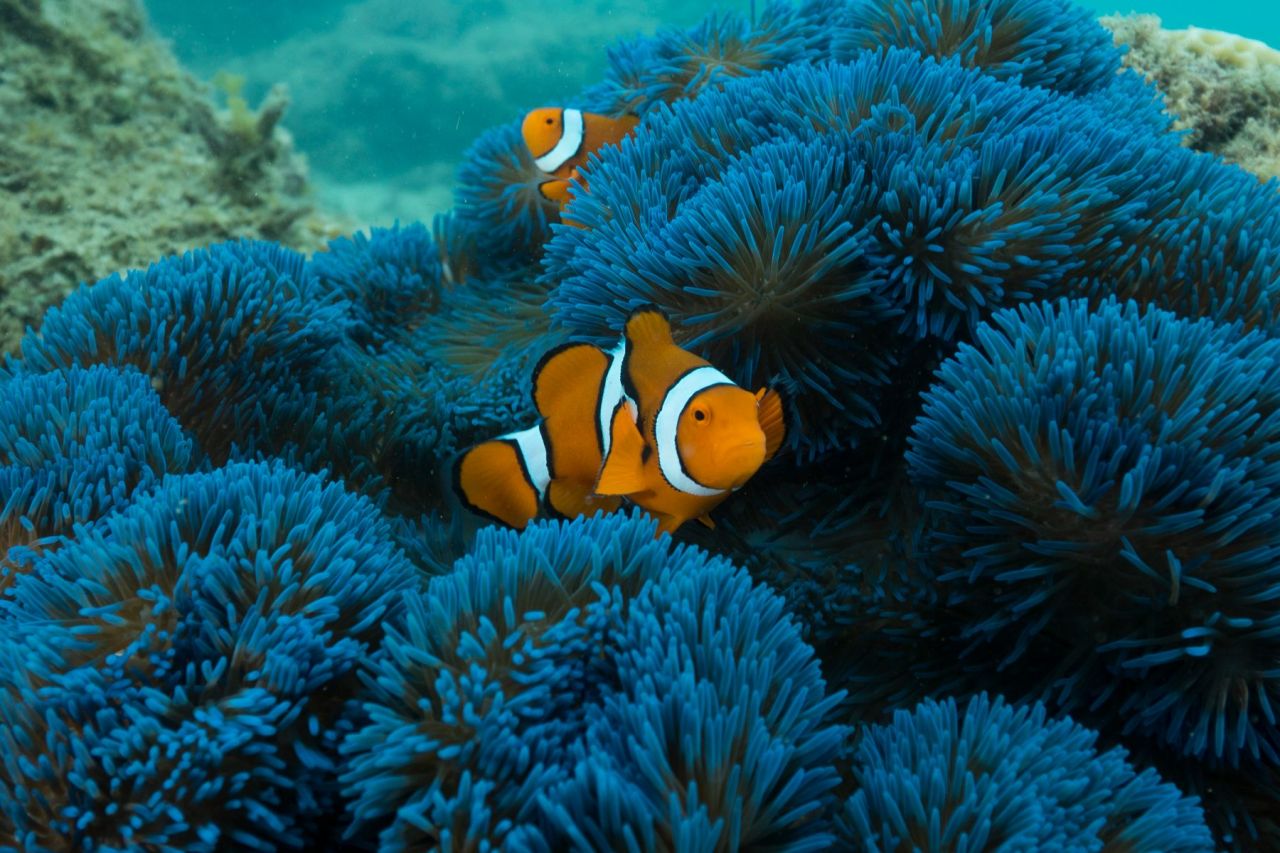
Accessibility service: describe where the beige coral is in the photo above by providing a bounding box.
[1172,26,1280,71]
[1103,13,1280,185]
[0,0,348,356]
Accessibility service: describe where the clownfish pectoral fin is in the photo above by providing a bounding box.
[696,513,716,530]
[623,304,674,350]
[755,387,786,462]
[548,479,621,520]
[595,402,647,496]
[652,511,683,537]
[454,439,541,529]
[538,178,573,205]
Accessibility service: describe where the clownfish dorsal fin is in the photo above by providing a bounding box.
[595,401,647,496]
[623,304,674,350]
[755,387,786,463]
[532,342,608,423]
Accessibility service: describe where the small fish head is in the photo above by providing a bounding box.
[677,384,767,490]
[521,107,564,160]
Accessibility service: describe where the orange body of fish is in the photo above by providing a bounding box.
[454,306,785,536]
[521,107,639,210]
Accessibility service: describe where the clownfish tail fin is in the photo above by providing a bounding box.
[623,304,673,349]
[755,387,786,462]
[453,431,547,530]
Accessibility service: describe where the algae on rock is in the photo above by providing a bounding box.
[0,0,343,356]
[1104,13,1280,185]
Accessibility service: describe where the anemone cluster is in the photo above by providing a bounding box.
[4,0,1280,848]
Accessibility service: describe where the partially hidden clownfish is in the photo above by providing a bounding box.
[453,306,785,536]
[521,107,639,209]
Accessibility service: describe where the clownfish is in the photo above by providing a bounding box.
[453,306,785,536]
[521,107,639,207]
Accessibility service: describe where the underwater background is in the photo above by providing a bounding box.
[5,0,1280,850]
[142,0,1280,226]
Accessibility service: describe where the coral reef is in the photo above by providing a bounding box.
[1104,13,1280,183]
[7,0,1280,848]
[0,0,339,357]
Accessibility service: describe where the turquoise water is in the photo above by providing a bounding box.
[143,0,1280,227]
[1082,0,1280,45]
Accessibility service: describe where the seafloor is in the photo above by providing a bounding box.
[3,0,1280,850]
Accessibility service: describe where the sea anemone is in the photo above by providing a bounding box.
[1088,149,1280,335]
[0,365,196,591]
[306,266,552,513]
[13,240,342,464]
[341,511,848,850]
[833,0,1126,96]
[600,3,813,115]
[455,121,561,268]
[677,461,965,723]
[550,524,849,851]
[907,297,1280,769]
[340,512,683,849]
[661,134,901,455]
[545,50,1185,457]
[0,630,321,852]
[309,221,444,350]
[838,694,1213,851]
[0,460,419,848]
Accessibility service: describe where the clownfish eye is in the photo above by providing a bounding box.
[545,117,554,125]
[693,408,707,422]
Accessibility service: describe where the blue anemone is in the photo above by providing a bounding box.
[0,366,196,592]
[544,40,1280,465]
[455,121,560,268]
[341,511,848,850]
[907,297,1280,768]
[839,694,1213,851]
[309,221,444,349]
[550,527,849,851]
[599,2,813,115]
[834,0,1126,96]
[678,463,965,722]
[1165,758,1280,852]
[544,50,1195,457]
[340,512,686,849]
[659,134,902,454]
[0,460,419,849]
[307,268,551,512]
[0,630,320,852]
[14,240,342,464]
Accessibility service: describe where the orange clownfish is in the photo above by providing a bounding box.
[454,306,785,536]
[521,107,639,207]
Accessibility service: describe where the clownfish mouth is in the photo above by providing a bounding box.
[722,440,766,488]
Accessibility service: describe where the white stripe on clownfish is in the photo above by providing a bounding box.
[597,339,635,461]
[654,366,736,497]
[500,424,551,499]
[534,108,584,174]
